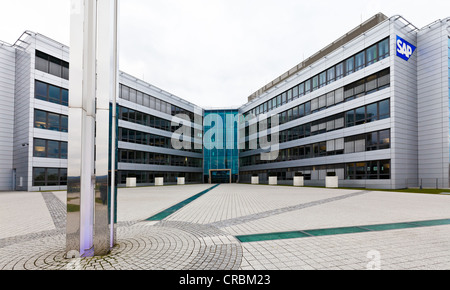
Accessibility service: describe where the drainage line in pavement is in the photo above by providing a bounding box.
[145,184,221,221]
[235,218,450,243]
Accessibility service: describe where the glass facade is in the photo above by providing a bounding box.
[203,110,239,183]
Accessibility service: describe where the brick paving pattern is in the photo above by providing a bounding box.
[0,184,450,270]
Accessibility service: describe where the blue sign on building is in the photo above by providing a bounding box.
[396,35,416,61]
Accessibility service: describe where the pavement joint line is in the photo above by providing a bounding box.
[209,190,371,229]
[145,184,221,221]
[235,218,450,243]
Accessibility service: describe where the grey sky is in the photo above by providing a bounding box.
[1,0,449,107]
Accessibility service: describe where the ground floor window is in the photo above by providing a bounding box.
[239,159,391,183]
[33,168,67,187]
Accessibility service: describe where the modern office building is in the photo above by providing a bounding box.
[0,13,449,191]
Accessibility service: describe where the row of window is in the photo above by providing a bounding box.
[35,80,69,106]
[244,68,390,131]
[119,84,198,120]
[33,168,67,187]
[34,109,68,133]
[119,149,203,168]
[35,50,69,80]
[240,129,390,166]
[33,138,68,159]
[245,38,390,117]
[240,159,391,181]
[118,171,203,185]
[242,99,390,151]
[119,105,202,137]
[119,127,202,153]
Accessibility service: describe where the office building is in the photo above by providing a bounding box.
[0,13,449,191]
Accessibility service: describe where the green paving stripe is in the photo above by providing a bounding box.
[146,184,220,221]
[236,218,450,243]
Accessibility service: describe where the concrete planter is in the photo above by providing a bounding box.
[155,177,164,186]
[326,176,339,188]
[126,177,136,188]
[177,177,185,185]
[251,176,259,185]
[293,176,304,187]
[269,176,277,185]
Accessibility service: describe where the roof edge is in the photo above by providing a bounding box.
[246,13,388,104]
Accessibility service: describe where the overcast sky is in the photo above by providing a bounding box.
[1,0,450,108]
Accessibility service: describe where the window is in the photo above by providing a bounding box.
[47,140,60,158]
[379,99,390,120]
[292,86,299,99]
[48,85,61,104]
[327,67,335,84]
[346,110,355,127]
[365,74,378,92]
[366,44,378,65]
[121,85,130,100]
[354,51,365,71]
[34,110,68,133]
[304,80,311,94]
[35,51,69,80]
[34,81,68,106]
[355,107,366,125]
[319,71,327,88]
[298,104,305,118]
[35,52,49,73]
[49,56,62,77]
[312,75,319,91]
[33,168,67,186]
[298,83,305,96]
[281,92,287,105]
[33,139,46,157]
[35,81,47,101]
[378,38,389,60]
[366,103,378,122]
[345,57,354,75]
[335,62,344,80]
[34,110,47,129]
[129,89,137,103]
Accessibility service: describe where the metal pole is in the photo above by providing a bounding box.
[67,0,97,258]
[95,0,119,256]
[67,0,118,258]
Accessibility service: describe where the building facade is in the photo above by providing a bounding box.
[0,13,449,191]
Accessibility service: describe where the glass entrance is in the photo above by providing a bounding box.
[210,170,231,184]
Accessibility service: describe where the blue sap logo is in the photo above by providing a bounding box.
[396,35,416,61]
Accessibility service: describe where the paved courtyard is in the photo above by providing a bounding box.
[1,184,450,270]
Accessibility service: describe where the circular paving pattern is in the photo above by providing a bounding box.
[0,221,243,270]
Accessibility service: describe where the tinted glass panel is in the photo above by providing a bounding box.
[34,139,46,157]
[355,51,365,71]
[47,140,60,158]
[35,81,47,100]
[35,110,47,129]
[366,44,378,65]
[48,85,61,104]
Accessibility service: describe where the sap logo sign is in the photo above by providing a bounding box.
[396,35,416,61]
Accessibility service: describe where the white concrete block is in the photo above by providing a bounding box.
[294,176,304,187]
[126,177,136,188]
[155,177,164,186]
[269,177,277,186]
[326,176,339,188]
